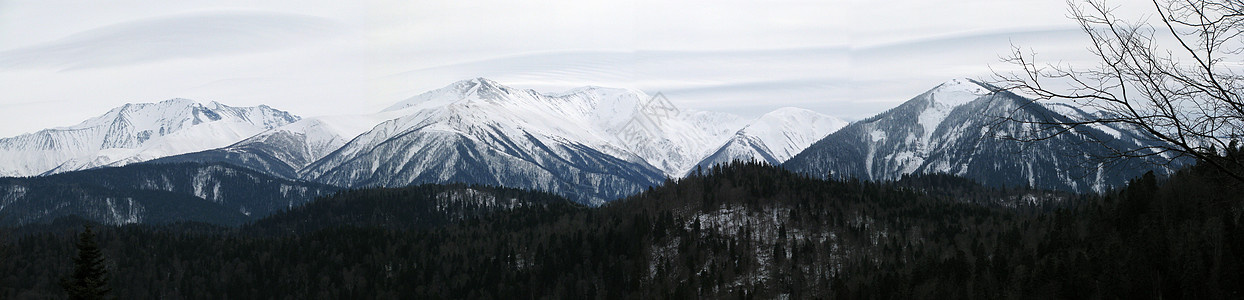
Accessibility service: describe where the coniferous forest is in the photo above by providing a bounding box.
[1,152,1242,299]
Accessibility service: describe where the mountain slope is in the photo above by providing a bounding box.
[300,78,747,204]
[0,99,298,177]
[380,79,749,177]
[300,79,659,205]
[784,78,1178,192]
[150,79,752,204]
[146,113,399,179]
[0,162,337,226]
[691,107,846,172]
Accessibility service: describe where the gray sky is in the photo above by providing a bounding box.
[0,0,1152,137]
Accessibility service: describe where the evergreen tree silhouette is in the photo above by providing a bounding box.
[61,225,111,300]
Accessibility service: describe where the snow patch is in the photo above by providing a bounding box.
[869,130,886,142]
[103,197,143,224]
[434,188,526,213]
[1,184,27,212]
[916,79,990,145]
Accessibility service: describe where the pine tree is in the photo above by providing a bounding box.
[61,225,111,300]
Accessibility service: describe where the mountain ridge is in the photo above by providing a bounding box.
[783,78,1181,192]
[0,98,299,177]
[0,161,337,226]
[691,107,847,173]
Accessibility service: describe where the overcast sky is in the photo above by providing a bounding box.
[0,0,1155,137]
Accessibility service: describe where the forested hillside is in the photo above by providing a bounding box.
[0,162,337,226]
[1,155,1241,298]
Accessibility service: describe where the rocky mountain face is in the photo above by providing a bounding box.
[783,78,1180,193]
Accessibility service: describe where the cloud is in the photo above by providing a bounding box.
[373,28,1095,121]
[0,1,1109,137]
[379,48,843,91]
[0,10,343,70]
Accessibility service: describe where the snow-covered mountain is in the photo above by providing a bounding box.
[0,99,298,177]
[0,78,844,205]
[783,78,1180,193]
[301,78,728,205]
[376,79,750,177]
[691,107,846,173]
[138,78,848,204]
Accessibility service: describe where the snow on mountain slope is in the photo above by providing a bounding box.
[45,120,274,174]
[917,78,991,143]
[143,106,418,180]
[301,78,680,205]
[1040,102,1177,161]
[0,99,298,177]
[320,78,747,170]
[750,108,849,161]
[384,79,748,177]
[691,108,846,173]
[151,79,755,195]
[546,85,750,177]
[42,78,836,204]
[805,78,994,179]
[251,114,397,167]
[783,78,1183,193]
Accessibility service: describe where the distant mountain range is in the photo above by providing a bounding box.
[143,78,843,204]
[0,77,1184,225]
[0,99,298,177]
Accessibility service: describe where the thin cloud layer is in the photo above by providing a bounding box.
[0,0,1135,137]
[376,28,1092,121]
[0,11,343,70]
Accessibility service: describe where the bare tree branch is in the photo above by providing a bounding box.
[995,0,1244,183]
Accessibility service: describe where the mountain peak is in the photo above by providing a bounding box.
[468,77,517,96]
[159,97,197,103]
[152,98,203,107]
[784,77,1180,194]
[383,78,522,112]
[470,77,498,85]
[936,78,988,90]
[453,77,512,95]
[763,107,821,117]
[690,107,845,172]
[111,98,195,119]
[742,107,845,142]
[928,78,991,107]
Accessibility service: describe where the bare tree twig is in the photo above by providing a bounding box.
[994,0,1244,183]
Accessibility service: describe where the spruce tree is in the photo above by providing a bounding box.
[61,225,111,300]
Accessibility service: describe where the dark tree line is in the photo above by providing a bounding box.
[834,147,1244,299]
[0,157,1241,298]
